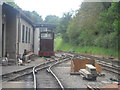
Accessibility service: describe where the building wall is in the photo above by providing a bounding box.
[2,4,35,60]
[18,18,34,57]
[0,5,2,57]
[2,10,6,57]
[34,28,40,55]
[5,9,17,59]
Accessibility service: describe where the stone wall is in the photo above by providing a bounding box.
[0,5,2,57]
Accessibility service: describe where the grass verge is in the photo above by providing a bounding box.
[55,38,118,58]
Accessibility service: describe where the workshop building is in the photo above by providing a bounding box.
[0,3,34,61]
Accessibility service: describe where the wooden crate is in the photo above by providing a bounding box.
[70,58,102,74]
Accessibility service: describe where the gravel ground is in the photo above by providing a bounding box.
[36,69,60,88]
[53,60,118,88]
[2,57,46,88]
[2,57,46,75]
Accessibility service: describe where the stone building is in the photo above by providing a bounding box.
[0,3,2,58]
[0,3,56,64]
[1,3,34,61]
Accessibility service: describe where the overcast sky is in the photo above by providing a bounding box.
[14,0,83,19]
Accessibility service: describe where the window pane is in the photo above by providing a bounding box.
[41,33,53,39]
[26,27,28,43]
[29,28,30,43]
[22,25,25,43]
[40,28,47,32]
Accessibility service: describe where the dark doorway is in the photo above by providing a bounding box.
[2,24,4,57]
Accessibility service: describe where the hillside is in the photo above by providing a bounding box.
[55,38,118,58]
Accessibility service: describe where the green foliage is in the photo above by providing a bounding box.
[6,2,20,8]
[55,38,118,57]
[94,2,119,50]
[6,2,43,25]
[56,2,119,56]
[44,15,60,24]
[67,2,106,46]
[56,12,73,42]
[54,38,63,50]
[23,11,43,24]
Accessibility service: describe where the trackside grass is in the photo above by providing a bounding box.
[54,38,118,58]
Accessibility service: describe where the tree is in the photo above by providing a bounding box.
[7,2,43,24]
[57,12,73,41]
[44,15,60,24]
[67,2,106,45]
[6,2,20,8]
[60,2,119,51]
[95,2,119,50]
[23,11,43,24]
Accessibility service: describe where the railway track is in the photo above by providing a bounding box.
[95,59,120,75]
[86,84,100,90]
[1,55,62,82]
[65,51,120,75]
[2,59,56,82]
[83,55,120,75]
[2,52,73,89]
[33,53,73,89]
[2,51,119,89]
[47,56,72,89]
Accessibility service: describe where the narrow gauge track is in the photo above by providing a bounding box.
[2,51,118,89]
[1,56,60,82]
[80,53,120,75]
[33,53,74,89]
[2,52,73,89]
[95,59,120,75]
[2,66,34,82]
[65,51,120,75]
[53,52,119,89]
[85,56,119,75]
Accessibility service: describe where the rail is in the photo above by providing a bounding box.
[32,62,48,90]
[33,67,37,90]
[68,52,120,75]
[32,60,56,90]
[48,54,74,89]
[48,61,64,90]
